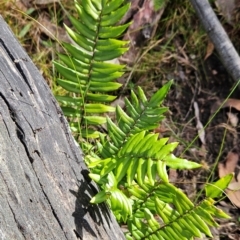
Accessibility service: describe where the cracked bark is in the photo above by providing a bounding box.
[0,16,124,240]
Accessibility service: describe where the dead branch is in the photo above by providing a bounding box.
[190,0,240,83]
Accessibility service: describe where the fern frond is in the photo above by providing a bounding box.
[54,0,130,137]
[88,81,200,184]
[126,182,230,239]
[87,82,201,222]
[97,81,173,157]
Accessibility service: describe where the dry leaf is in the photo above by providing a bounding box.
[226,112,239,127]
[121,0,166,65]
[204,40,214,60]
[218,152,240,207]
[193,101,206,145]
[219,152,238,177]
[154,125,169,134]
[228,181,240,191]
[225,189,240,208]
[169,169,178,182]
[223,98,240,111]
[211,98,240,115]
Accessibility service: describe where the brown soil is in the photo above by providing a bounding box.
[163,52,240,239]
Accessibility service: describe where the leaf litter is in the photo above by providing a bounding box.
[218,151,240,208]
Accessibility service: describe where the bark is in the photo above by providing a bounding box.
[0,15,124,240]
[190,0,240,83]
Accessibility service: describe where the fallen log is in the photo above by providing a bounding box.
[0,15,124,240]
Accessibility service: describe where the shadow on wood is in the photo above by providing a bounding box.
[0,15,124,240]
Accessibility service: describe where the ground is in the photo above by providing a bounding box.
[2,0,240,239]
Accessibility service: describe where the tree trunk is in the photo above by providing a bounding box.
[0,15,124,240]
[190,0,240,83]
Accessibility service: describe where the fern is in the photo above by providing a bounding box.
[54,0,231,239]
[87,83,230,239]
[54,0,130,138]
[88,82,200,192]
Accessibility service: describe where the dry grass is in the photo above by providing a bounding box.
[0,0,74,91]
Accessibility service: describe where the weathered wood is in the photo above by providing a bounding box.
[0,16,124,240]
[190,0,240,83]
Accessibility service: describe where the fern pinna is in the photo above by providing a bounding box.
[54,0,231,239]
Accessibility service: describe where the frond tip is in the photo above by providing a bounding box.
[54,0,131,137]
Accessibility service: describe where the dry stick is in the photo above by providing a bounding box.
[190,0,240,82]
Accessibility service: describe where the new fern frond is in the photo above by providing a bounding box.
[54,0,231,239]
